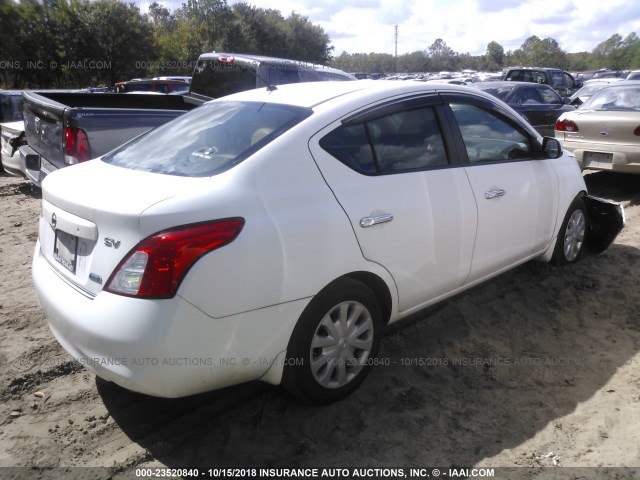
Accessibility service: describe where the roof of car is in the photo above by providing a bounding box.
[473,81,552,88]
[213,80,497,110]
[197,52,354,77]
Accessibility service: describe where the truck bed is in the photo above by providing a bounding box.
[21,92,197,185]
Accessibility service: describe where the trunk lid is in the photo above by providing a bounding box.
[39,159,210,296]
[568,110,640,145]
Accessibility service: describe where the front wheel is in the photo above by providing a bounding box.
[282,278,383,404]
[552,197,588,265]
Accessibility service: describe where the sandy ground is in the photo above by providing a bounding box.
[0,170,639,479]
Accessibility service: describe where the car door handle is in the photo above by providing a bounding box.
[360,214,394,228]
[484,189,506,199]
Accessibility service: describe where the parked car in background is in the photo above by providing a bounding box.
[189,52,355,102]
[0,90,23,123]
[21,52,354,186]
[503,67,582,96]
[473,81,574,136]
[627,70,640,81]
[555,82,640,174]
[20,91,196,186]
[352,72,375,79]
[33,81,622,404]
[1,120,27,177]
[568,79,626,106]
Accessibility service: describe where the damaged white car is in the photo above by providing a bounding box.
[32,81,624,403]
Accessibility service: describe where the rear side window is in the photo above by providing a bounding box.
[103,101,312,177]
[538,87,562,104]
[450,103,531,164]
[320,106,448,174]
[550,71,564,88]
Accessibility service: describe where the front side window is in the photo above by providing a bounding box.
[563,73,575,88]
[320,105,448,174]
[103,101,312,177]
[550,71,564,88]
[450,103,531,164]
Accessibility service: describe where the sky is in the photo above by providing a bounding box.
[141,0,640,57]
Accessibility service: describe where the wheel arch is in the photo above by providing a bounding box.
[335,271,394,326]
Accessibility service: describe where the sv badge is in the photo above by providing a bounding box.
[104,237,121,249]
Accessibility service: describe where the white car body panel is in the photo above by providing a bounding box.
[309,131,477,313]
[32,81,594,398]
[1,120,25,178]
[463,160,558,281]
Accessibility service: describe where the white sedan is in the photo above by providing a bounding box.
[32,81,623,403]
[1,120,26,178]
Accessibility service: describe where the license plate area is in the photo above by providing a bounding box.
[54,230,78,274]
[584,151,613,166]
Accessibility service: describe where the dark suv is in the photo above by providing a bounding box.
[189,52,356,103]
[503,67,582,97]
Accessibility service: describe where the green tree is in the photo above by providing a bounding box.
[426,38,457,71]
[486,41,505,67]
[85,0,156,84]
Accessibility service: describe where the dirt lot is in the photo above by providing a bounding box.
[0,170,639,478]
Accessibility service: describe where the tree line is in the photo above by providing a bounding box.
[0,0,333,88]
[332,33,640,74]
[1,0,639,89]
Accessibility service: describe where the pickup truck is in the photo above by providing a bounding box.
[21,52,355,186]
[20,92,197,186]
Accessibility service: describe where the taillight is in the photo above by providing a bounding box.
[105,218,245,299]
[64,127,90,164]
[555,119,579,132]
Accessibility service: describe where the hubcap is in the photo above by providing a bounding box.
[310,301,374,389]
[563,209,586,262]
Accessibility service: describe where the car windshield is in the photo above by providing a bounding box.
[575,84,608,97]
[102,101,312,177]
[580,86,640,111]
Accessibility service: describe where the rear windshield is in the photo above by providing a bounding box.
[103,101,312,177]
[190,59,257,99]
[580,86,640,111]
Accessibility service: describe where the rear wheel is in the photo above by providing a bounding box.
[552,197,588,265]
[282,278,383,404]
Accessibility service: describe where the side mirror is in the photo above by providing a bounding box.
[542,137,562,159]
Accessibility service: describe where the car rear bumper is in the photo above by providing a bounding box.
[32,240,309,397]
[560,141,640,173]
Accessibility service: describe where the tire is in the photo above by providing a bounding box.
[282,278,383,404]
[552,197,588,265]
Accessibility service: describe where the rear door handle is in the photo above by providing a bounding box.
[484,189,506,199]
[360,214,394,228]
